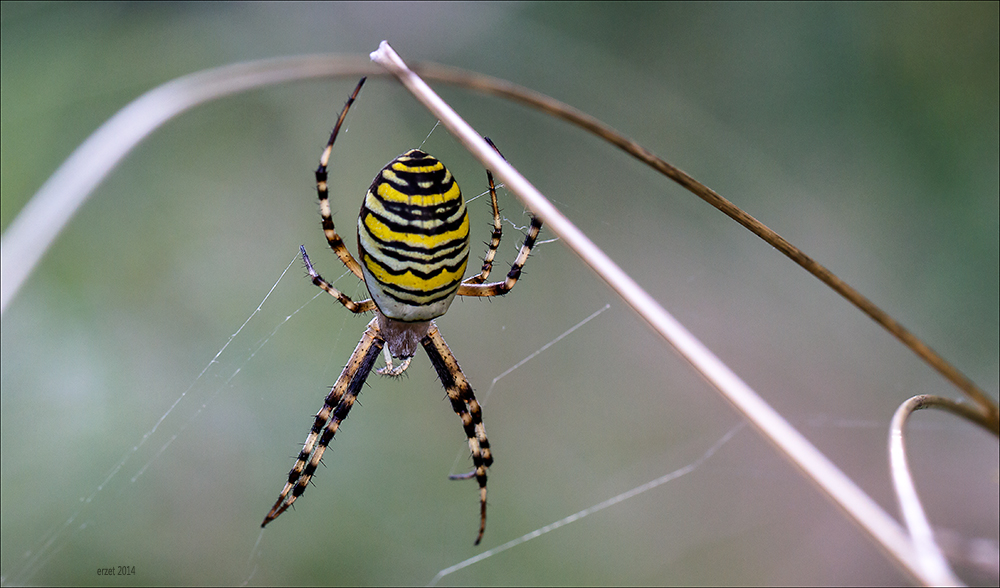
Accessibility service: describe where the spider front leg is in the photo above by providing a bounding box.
[463,153,504,285]
[262,318,383,526]
[301,245,376,314]
[457,137,542,298]
[457,214,542,298]
[315,77,366,280]
[421,323,493,545]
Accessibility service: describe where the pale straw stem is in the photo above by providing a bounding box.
[370,40,941,585]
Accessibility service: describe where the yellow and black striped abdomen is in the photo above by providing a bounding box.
[357,149,470,322]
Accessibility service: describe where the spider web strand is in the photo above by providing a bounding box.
[428,422,746,586]
[482,303,610,405]
[4,252,302,586]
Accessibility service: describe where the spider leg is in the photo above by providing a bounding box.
[421,323,492,545]
[301,245,376,314]
[457,215,542,298]
[262,317,384,527]
[458,135,541,296]
[462,140,504,286]
[316,77,366,280]
[375,346,412,377]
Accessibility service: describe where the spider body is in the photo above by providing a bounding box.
[358,149,470,324]
[262,77,542,545]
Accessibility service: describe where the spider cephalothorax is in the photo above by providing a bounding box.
[261,77,542,545]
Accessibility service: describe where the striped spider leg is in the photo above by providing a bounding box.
[262,77,543,545]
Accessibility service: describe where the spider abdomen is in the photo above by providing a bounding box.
[358,149,470,322]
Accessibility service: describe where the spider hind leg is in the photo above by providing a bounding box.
[262,318,383,527]
[421,323,492,545]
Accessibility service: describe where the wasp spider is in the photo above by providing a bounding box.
[261,78,542,545]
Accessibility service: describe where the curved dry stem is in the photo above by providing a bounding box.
[3,53,992,432]
[889,395,998,585]
[407,64,997,429]
[0,55,378,316]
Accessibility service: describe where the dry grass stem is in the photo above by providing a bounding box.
[889,395,999,584]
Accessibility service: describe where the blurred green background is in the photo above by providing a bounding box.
[2,2,997,586]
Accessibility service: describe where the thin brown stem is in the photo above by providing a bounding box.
[407,63,997,429]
